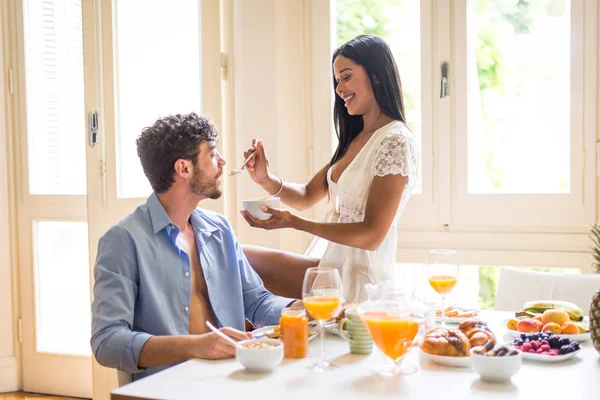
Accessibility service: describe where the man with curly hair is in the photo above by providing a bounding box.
[91,113,301,380]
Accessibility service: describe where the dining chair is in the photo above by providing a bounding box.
[117,370,133,387]
[494,267,600,315]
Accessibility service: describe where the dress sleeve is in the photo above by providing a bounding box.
[371,130,417,178]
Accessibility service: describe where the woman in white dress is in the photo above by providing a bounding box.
[241,35,418,303]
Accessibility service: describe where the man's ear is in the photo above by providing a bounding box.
[173,159,192,177]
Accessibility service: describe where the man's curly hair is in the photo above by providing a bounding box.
[136,113,218,193]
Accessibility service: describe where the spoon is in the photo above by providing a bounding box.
[205,321,238,346]
[229,151,257,176]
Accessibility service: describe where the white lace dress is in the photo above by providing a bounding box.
[316,120,417,303]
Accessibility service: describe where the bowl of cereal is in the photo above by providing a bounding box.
[235,339,283,372]
[242,197,280,220]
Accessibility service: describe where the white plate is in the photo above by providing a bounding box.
[420,351,471,367]
[434,307,480,324]
[506,329,590,342]
[252,325,319,341]
[503,319,590,341]
[435,315,480,324]
[521,349,582,363]
[324,321,342,336]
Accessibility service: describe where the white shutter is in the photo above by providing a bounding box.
[24,0,86,195]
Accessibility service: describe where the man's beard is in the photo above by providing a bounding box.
[190,164,222,199]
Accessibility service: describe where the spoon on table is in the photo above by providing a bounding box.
[229,151,257,176]
[205,321,238,346]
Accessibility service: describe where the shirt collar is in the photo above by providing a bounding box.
[147,192,219,236]
[148,193,173,234]
[190,209,219,237]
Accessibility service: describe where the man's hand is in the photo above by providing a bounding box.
[194,327,251,360]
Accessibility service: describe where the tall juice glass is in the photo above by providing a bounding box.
[302,267,343,371]
[426,249,459,326]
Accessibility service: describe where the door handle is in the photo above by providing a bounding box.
[440,62,449,99]
[89,111,99,147]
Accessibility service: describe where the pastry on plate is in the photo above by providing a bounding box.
[421,327,471,357]
[458,320,496,347]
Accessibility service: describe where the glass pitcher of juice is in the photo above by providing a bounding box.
[358,281,430,375]
[280,308,308,358]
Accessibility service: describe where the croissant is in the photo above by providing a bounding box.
[458,320,496,347]
[421,327,471,357]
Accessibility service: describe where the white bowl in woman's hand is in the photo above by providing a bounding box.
[242,198,280,220]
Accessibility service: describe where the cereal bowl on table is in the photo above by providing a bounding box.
[242,197,280,220]
[235,339,283,372]
[470,344,522,383]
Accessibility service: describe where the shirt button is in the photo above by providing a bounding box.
[184,306,189,312]
[185,271,190,277]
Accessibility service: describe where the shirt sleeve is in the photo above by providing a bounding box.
[90,226,153,374]
[371,130,417,178]
[223,218,295,327]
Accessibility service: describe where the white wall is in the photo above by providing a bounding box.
[231,0,324,254]
[0,4,19,389]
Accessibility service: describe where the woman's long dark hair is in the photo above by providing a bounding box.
[328,35,406,181]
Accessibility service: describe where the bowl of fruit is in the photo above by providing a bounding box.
[470,340,522,383]
[511,332,581,362]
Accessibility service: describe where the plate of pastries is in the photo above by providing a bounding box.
[435,305,479,324]
[252,324,319,341]
[420,319,496,367]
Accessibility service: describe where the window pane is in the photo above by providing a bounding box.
[34,221,91,356]
[396,263,580,311]
[468,1,570,194]
[335,0,422,193]
[114,0,202,198]
[394,263,481,309]
[24,0,87,195]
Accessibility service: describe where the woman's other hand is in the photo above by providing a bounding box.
[241,206,297,230]
[244,139,270,185]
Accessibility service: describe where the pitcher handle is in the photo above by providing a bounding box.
[338,318,354,343]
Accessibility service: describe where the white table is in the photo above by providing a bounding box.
[112,311,600,400]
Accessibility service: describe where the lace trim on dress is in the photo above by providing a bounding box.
[339,202,365,223]
[371,131,417,178]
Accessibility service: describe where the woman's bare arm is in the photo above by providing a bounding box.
[258,165,329,211]
[242,173,408,251]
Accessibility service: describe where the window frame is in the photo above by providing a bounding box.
[452,0,597,228]
[317,0,598,271]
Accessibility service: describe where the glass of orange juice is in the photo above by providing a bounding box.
[302,267,343,371]
[426,249,459,326]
